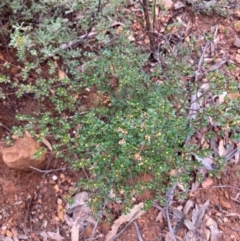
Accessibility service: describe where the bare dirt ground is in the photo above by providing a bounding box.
[1,2,240,241]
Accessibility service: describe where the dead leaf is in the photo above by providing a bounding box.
[185,231,198,241]
[156,210,164,223]
[235,54,240,64]
[184,219,195,232]
[192,200,210,228]
[208,59,226,72]
[194,155,214,170]
[234,36,240,48]
[235,151,240,164]
[57,204,65,222]
[58,69,66,80]
[219,140,235,159]
[220,197,231,209]
[183,199,194,215]
[25,130,32,137]
[206,218,220,241]
[172,208,184,222]
[191,182,200,192]
[105,202,145,241]
[46,232,64,240]
[165,232,175,241]
[201,177,214,189]
[0,237,13,241]
[128,35,135,42]
[227,93,240,100]
[64,192,96,241]
[174,1,185,9]
[41,138,52,151]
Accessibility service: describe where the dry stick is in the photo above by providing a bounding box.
[230,196,240,205]
[89,201,107,241]
[73,154,90,180]
[141,0,156,53]
[61,31,97,50]
[187,25,219,123]
[197,185,240,192]
[185,41,210,145]
[0,122,11,132]
[133,221,144,241]
[224,147,240,163]
[164,183,177,241]
[29,166,68,173]
[210,25,218,55]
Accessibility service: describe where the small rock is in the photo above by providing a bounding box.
[0,136,46,171]
[52,175,58,181]
[201,177,214,189]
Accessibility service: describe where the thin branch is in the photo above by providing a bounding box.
[164,183,177,241]
[89,201,107,241]
[140,0,156,53]
[133,221,144,241]
[61,31,97,50]
[29,166,68,173]
[0,122,11,132]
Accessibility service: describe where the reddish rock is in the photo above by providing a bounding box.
[0,136,46,171]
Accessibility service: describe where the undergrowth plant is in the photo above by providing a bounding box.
[0,0,239,212]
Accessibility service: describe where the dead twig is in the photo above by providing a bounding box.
[89,201,107,241]
[0,122,11,132]
[210,25,218,55]
[195,185,240,192]
[164,183,177,241]
[61,31,97,50]
[230,196,240,205]
[224,147,240,163]
[133,221,144,241]
[29,166,68,173]
[140,0,156,53]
